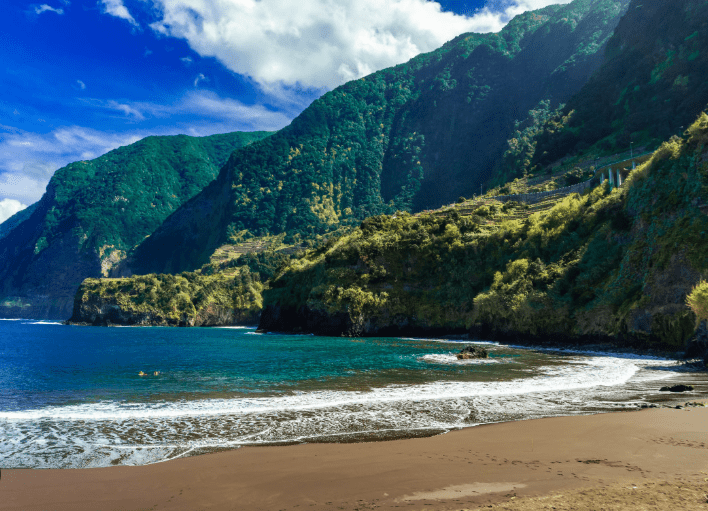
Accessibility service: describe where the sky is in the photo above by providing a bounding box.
[0,0,572,222]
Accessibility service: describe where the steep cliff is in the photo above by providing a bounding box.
[68,271,263,327]
[0,131,271,319]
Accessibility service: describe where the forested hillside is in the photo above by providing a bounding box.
[260,113,708,350]
[132,0,631,276]
[532,0,708,166]
[0,131,271,319]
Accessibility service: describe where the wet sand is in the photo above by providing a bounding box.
[2,404,708,510]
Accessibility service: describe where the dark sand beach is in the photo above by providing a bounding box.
[3,403,708,510]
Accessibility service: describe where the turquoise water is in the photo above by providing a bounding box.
[1,319,706,468]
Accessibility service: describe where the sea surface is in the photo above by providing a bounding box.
[1,319,707,469]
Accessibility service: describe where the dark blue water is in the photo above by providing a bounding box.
[1,319,705,469]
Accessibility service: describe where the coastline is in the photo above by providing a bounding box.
[3,404,708,510]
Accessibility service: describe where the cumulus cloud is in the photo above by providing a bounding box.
[148,0,571,90]
[34,4,64,15]
[0,199,28,224]
[100,0,138,26]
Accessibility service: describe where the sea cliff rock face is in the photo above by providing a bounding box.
[68,291,252,327]
[68,273,263,327]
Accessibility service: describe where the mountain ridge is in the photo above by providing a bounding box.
[0,131,272,319]
[131,0,631,276]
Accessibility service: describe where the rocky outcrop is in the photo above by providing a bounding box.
[257,304,469,338]
[659,385,695,392]
[68,289,258,327]
[457,346,489,359]
[684,320,708,366]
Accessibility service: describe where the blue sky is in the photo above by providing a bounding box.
[0,0,570,221]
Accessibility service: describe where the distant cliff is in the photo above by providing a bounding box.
[0,131,271,320]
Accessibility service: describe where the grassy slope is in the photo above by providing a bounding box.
[261,115,708,349]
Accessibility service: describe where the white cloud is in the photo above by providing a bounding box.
[35,4,64,15]
[193,73,207,87]
[0,91,293,204]
[100,0,138,26]
[82,90,294,131]
[181,56,193,65]
[175,90,292,130]
[105,100,145,120]
[76,79,86,90]
[148,0,572,90]
[0,199,28,224]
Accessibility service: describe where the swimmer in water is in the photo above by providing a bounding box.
[138,371,146,376]
[153,371,160,376]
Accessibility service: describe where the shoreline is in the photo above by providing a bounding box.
[3,404,708,510]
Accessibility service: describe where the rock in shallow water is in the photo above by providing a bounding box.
[659,384,694,392]
[457,345,489,360]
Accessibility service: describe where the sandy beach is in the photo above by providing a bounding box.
[2,404,708,510]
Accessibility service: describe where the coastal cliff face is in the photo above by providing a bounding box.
[68,272,262,327]
[0,131,271,320]
[260,116,708,350]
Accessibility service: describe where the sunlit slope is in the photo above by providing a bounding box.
[260,114,708,349]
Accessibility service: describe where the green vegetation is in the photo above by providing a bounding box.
[262,114,708,348]
[41,131,271,265]
[133,0,631,275]
[0,130,271,319]
[70,244,301,326]
[72,271,264,326]
[686,281,708,326]
[532,0,708,163]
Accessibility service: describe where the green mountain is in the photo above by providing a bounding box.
[0,131,271,319]
[131,0,631,276]
[531,0,708,166]
[0,203,38,241]
[259,113,708,350]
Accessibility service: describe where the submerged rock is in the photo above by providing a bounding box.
[659,384,694,392]
[457,345,489,360]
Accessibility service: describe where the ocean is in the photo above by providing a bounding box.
[1,319,706,469]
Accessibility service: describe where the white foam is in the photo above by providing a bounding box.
[0,354,659,421]
[419,354,504,365]
[24,321,62,325]
[0,349,694,469]
[401,337,499,346]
